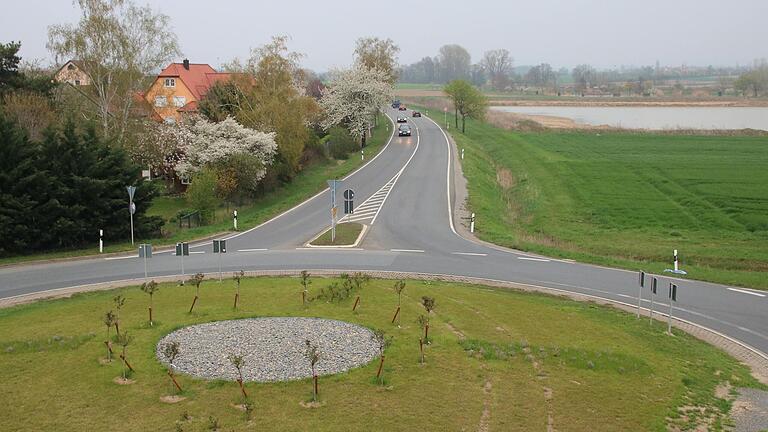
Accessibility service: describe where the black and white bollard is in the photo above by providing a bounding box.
[99,229,103,253]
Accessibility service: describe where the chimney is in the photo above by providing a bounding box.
[183,59,190,70]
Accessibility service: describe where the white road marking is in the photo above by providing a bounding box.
[517,257,550,262]
[727,288,766,297]
[452,252,487,257]
[104,255,137,260]
[294,247,364,251]
[190,251,205,254]
[390,249,425,253]
[237,248,268,252]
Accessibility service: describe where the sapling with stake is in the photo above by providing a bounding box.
[113,294,126,336]
[232,270,244,309]
[140,280,159,326]
[187,273,205,313]
[372,329,392,385]
[304,340,321,402]
[417,315,429,355]
[392,280,406,326]
[421,296,436,342]
[117,331,134,379]
[228,354,248,399]
[103,310,116,360]
[300,270,311,307]
[162,341,183,393]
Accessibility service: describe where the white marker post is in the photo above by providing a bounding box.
[667,283,677,335]
[99,229,103,253]
[470,213,476,233]
[664,249,687,275]
[461,148,465,160]
[637,271,645,319]
[650,277,657,324]
[361,149,364,161]
[233,210,238,231]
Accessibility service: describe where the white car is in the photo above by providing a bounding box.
[397,116,407,123]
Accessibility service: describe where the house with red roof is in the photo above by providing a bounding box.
[145,59,232,123]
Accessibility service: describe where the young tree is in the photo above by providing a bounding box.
[140,280,159,326]
[103,310,116,360]
[117,331,134,379]
[162,341,183,393]
[392,280,406,326]
[304,339,321,402]
[443,80,488,133]
[354,37,400,84]
[47,0,180,145]
[300,270,311,307]
[232,270,244,309]
[371,329,392,385]
[320,66,393,147]
[187,273,204,313]
[421,296,436,342]
[228,354,248,399]
[113,294,126,336]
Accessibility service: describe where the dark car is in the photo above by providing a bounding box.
[391,99,401,109]
[396,116,407,123]
[398,124,411,136]
[412,111,422,117]
[398,105,407,111]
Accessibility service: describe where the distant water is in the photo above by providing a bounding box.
[491,106,768,131]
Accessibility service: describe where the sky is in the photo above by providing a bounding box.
[2,0,767,72]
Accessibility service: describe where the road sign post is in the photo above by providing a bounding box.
[343,189,355,215]
[176,242,189,282]
[667,283,678,335]
[213,239,227,281]
[637,271,645,318]
[138,243,152,280]
[650,277,658,324]
[327,180,341,242]
[126,186,136,245]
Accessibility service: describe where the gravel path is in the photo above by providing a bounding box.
[156,317,379,382]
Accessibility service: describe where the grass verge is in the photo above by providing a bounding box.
[309,223,364,246]
[0,277,762,431]
[0,116,392,266]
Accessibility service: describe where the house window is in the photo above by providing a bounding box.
[164,78,175,88]
[74,80,81,86]
[154,96,167,107]
[173,96,186,107]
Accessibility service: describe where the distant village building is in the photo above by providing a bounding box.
[144,59,232,123]
[54,60,90,86]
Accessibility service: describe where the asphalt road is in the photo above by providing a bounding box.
[0,107,766,360]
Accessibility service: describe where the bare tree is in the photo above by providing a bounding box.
[481,49,513,90]
[162,341,183,393]
[187,273,204,313]
[140,280,159,326]
[103,310,116,360]
[354,37,400,84]
[228,354,248,399]
[372,329,392,385]
[112,294,126,336]
[304,340,321,402]
[47,0,180,145]
[438,44,471,83]
[392,280,406,326]
[232,270,244,310]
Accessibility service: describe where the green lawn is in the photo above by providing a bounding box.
[0,116,392,265]
[447,117,768,289]
[309,223,364,246]
[0,276,760,431]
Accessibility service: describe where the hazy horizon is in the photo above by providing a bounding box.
[2,0,767,72]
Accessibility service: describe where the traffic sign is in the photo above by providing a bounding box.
[343,189,354,200]
[343,189,354,214]
[175,242,189,256]
[138,243,152,258]
[129,202,136,215]
[126,185,136,201]
[213,239,227,254]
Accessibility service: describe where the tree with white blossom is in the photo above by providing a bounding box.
[174,116,277,185]
[319,66,393,147]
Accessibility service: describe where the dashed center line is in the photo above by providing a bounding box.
[452,252,487,257]
[237,248,268,252]
[517,257,550,262]
[390,249,425,253]
[104,255,137,261]
[190,251,205,254]
[727,288,766,298]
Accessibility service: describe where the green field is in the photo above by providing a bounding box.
[0,276,760,431]
[0,116,392,265]
[449,119,768,289]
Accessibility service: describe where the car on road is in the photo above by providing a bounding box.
[398,105,407,111]
[398,124,411,136]
[397,116,407,123]
[412,111,422,117]
[391,99,401,108]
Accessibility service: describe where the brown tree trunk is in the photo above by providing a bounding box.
[104,340,113,360]
[376,355,385,381]
[168,370,182,392]
[114,321,120,337]
[233,293,239,310]
[425,323,430,342]
[391,306,400,324]
[313,374,319,401]
[237,379,248,398]
[419,338,424,363]
[120,354,134,372]
[352,296,360,311]
[189,295,198,313]
[148,306,153,326]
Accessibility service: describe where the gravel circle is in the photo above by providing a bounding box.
[156,317,379,382]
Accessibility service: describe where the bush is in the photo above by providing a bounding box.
[326,127,358,160]
[185,168,220,223]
